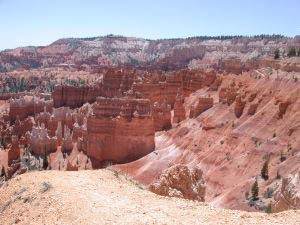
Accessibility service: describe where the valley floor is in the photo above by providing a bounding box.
[0,170,299,225]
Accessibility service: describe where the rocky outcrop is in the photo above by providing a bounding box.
[7,135,20,163]
[26,123,57,155]
[173,92,185,123]
[273,173,300,212]
[12,117,34,138]
[1,35,299,72]
[209,76,222,91]
[183,70,216,95]
[189,96,213,118]
[52,85,101,108]
[234,95,246,118]
[149,164,206,201]
[102,68,136,98]
[247,102,259,115]
[277,100,290,119]
[218,82,238,105]
[152,100,171,131]
[85,97,155,165]
[9,96,53,122]
[132,69,217,108]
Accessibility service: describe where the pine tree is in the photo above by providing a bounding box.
[43,152,48,170]
[261,159,269,180]
[274,49,280,59]
[280,150,286,162]
[251,178,259,200]
[287,48,297,57]
[1,166,5,177]
[276,169,281,180]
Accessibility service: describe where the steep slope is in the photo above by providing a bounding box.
[0,170,300,225]
[114,69,300,211]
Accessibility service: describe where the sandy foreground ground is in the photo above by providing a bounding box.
[0,169,299,225]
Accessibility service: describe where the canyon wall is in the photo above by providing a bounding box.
[85,97,155,164]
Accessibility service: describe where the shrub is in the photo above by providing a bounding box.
[113,170,119,178]
[274,49,280,59]
[266,203,272,213]
[264,188,274,198]
[251,178,259,200]
[261,159,269,180]
[40,182,52,193]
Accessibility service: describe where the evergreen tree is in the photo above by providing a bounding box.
[287,48,297,57]
[261,159,269,180]
[43,151,48,170]
[251,178,259,200]
[280,150,286,162]
[1,166,5,177]
[276,169,281,180]
[274,49,280,59]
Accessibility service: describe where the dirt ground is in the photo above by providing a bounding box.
[0,169,299,225]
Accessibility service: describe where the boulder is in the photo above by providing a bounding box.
[273,173,300,212]
[149,164,206,201]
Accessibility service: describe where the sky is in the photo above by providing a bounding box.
[0,0,299,50]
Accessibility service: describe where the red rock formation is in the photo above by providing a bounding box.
[234,95,246,118]
[209,76,222,91]
[52,85,101,108]
[132,69,216,108]
[218,87,227,103]
[85,97,155,165]
[152,100,171,131]
[277,100,290,119]
[9,96,53,122]
[247,102,259,115]
[220,59,244,74]
[12,117,34,138]
[7,160,20,179]
[248,92,257,102]
[218,81,238,105]
[189,96,214,118]
[26,123,57,155]
[226,83,238,105]
[102,68,136,97]
[149,164,206,201]
[7,135,20,163]
[61,126,73,153]
[183,69,216,96]
[173,92,185,123]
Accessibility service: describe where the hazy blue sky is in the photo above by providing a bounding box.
[0,0,299,50]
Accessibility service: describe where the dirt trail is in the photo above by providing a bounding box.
[0,170,299,225]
